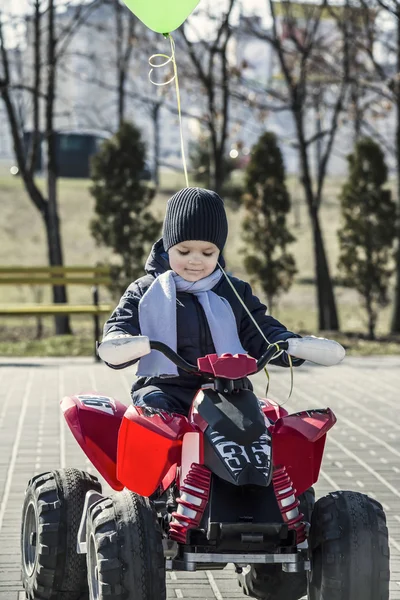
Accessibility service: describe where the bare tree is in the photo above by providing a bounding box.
[0,0,103,334]
[249,0,355,331]
[357,0,400,332]
[180,0,237,195]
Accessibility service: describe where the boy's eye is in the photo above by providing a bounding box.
[203,252,214,257]
[177,250,189,256]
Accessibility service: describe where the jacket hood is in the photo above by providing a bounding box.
[144,238,226,278]
[144,239,170,277]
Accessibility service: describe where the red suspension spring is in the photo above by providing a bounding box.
[272,466,306,545]
[169,463,211,544]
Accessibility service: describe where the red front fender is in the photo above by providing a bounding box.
[61,393,127,490]
[117,406,194,497]
[271,408,337,496]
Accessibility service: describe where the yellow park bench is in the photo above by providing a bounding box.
[0,266,113,358]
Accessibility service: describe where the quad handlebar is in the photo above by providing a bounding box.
[149,340,289,377]
[149,340,198,374]
[98,334,345,371]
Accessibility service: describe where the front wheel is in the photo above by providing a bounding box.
[86,490,166,600]
[308,491,390,600]
[21,469,101,600]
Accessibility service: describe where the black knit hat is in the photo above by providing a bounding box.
[162,187,228,252]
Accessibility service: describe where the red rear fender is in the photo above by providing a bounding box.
[61,393,127,490]
[271,408,336,496]
[117,406,194,497]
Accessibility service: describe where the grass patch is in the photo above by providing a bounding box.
[0,331,398,357]
[321,332,400,356]
[0,335,93,357]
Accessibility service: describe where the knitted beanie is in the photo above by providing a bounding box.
[162,187,228,252]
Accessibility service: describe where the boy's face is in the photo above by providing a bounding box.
[168,240,220,282]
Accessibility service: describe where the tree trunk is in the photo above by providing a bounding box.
[365,221,375,340]
[267,294,275,314]
[297,113,340,332]
[367,310,375,340]
[310,206,340,331]
[366,293,375,340]
[115,0,124,129]
[351,80,362,143]
[213,155,224,196]
[46,0,71,335]
[115,4,135,131]
[212,138,225,196]
[393,220,400,333]
[152,102,161,187]
[45,172,71,335]
[313,90,322,179]
[28,0,41,174]
[118,68,125,129]
[391,11,400,333]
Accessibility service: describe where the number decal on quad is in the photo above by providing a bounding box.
[216,443,249,470]
[76,395,116,415]
[209,431,271,475]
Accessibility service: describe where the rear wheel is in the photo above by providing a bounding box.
[21,469,101,600]
[238,487,315,599]
[308,491,390,600]
[86,489,166,599]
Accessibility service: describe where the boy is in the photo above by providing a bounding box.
[101,187,303,415]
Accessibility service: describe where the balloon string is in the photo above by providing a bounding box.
[169,35,189,188]
[217,260,294,405]
[148,39,294,403]
[148,34,189,188]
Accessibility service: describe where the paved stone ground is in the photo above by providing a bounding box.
[0,356,399,599]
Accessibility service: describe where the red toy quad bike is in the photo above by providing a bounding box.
[20,338,390,600]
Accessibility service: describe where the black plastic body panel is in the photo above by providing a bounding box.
[204,425,273,486]
[187,476,295,553]
[197,388,266,446]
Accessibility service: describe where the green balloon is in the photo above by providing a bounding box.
[122,0,200,33]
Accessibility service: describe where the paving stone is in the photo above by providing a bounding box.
[0,357,399,597]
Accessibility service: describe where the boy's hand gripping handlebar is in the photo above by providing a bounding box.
[287,336,345,366]
[97,333,151,367]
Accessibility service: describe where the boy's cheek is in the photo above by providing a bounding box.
[174,260,186,275]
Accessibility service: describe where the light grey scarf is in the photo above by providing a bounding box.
[137,269,246,377]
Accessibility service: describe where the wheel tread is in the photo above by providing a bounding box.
[308,490,390,600]
[87,490,166,600]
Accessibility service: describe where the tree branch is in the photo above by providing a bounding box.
[56,0,105,62]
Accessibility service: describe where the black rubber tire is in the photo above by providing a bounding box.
[21,469,102,600]
[238,487,315,600]
[308,490,390,600]
[86,489,166,600]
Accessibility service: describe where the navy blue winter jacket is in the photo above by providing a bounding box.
[103,239,303,408]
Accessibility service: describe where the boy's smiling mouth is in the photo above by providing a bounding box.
[184,268,204,280]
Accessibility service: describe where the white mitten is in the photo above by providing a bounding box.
[287,336,345,366]
[98,333,151,366]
